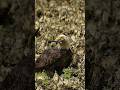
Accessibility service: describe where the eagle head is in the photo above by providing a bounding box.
[55,34,71,49]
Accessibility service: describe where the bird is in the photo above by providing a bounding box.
[35,34,73,77]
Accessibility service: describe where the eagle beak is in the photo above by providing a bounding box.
[48,40,59,43]
[48,40,64,44]
[58,41,63,44]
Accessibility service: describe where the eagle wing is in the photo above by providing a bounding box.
[35,48,61,69]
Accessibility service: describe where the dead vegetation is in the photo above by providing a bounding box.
[35,0,85,89]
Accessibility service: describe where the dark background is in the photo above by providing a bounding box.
[86,0,120,90]
[0,0,35,90]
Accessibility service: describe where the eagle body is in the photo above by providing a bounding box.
[35,48,72,76]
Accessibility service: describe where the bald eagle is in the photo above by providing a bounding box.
[35,35,73,77]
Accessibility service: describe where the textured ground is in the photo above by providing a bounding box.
[35,0,85,90]
[0,0,85,89]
